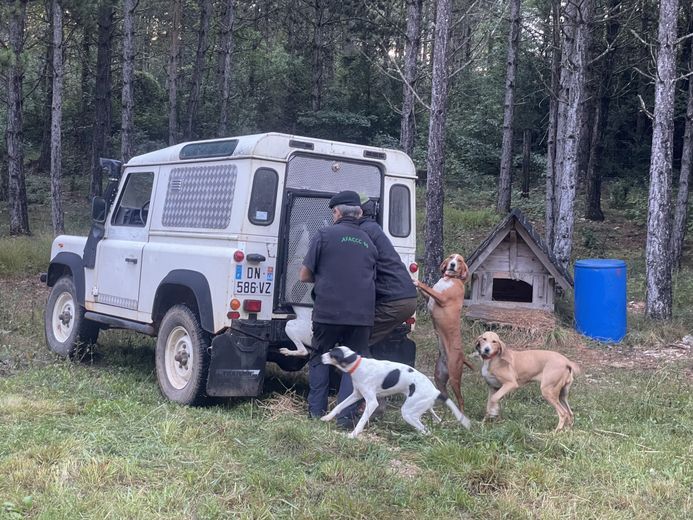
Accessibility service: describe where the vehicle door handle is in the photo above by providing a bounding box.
[246,253,266,262]
[125,257,138,264]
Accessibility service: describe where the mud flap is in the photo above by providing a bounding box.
[371,325,416,367]
[206,330,268,397]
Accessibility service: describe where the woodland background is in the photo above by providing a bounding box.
[0,0,691,314]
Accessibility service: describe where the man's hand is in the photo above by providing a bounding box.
[300,265,314,283]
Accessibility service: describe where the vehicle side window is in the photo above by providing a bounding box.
[388,184,411,238]
[111,172,154,227]
[248,168,278,226]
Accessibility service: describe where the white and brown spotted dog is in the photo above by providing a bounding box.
[414,253,473,410]
[475,332,580,431]
[320,346,471,438]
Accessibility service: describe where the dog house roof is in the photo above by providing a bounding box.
[465,208,574,290]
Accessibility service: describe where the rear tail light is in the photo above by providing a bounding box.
[409,262,418,273]
[405,317,416,325]
[243,299,262,312]
[230,299,241,310]
[233,250,245,262]
[228,311,240,319]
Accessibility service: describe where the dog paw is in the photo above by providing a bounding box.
[320,415,332,422]
[347,432,358,439]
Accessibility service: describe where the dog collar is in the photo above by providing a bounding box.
[347,356,362,374]
[445,271,467,280]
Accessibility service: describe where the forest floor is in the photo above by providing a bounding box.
[0,180,691,519]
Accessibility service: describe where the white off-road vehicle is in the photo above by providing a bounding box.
[43,133,418,404]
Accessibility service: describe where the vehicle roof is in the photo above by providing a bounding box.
[126,132,416,178]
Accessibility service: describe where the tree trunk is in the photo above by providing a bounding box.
[635,0,651,145]
[585,0,621,221]
[545,0,560,248]
[671,34,693,271]
[311,0,326,112]
[121,0,136,162]
[423,0,452,286]
[185,0,213,140]
[645,0,679,319]
[584,97,605,221]
[90,0,115,197]
[6,0,31,235]
[168,0,182,145]
[79,16,93,153]
[553,0,593,271]
[400,0,423,156]
[81,19,92,115]
[496,0,522,214]
[217,0,236,136]
[521,129,531,198]
[38,0,54,174]
[51,0,64,235]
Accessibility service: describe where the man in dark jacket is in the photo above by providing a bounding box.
[300,190,378,427]
[359,198,417,347]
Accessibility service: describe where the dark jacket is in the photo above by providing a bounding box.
[303,216,378,326]
[359,217,416,303]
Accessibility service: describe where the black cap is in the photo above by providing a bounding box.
[328,190,361,208]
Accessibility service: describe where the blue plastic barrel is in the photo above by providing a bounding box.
[574,259,627,342]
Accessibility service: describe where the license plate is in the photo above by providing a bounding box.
[234,265,273,295]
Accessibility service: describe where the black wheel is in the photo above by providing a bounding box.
[155,305,210,405]
[45,275,99,358]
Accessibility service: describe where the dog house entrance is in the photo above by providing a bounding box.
[492,278,533,303]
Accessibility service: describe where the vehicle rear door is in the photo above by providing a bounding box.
[276,154,382,310]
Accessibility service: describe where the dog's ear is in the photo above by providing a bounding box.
[474,336,482,351]
[439,256,449,274]
[459,257,469,281]
[497,337,508,358]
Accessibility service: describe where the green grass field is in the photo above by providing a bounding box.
[1,184,692,519]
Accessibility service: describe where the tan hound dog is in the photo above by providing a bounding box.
[414,254,473,410]
[475,332,580,431]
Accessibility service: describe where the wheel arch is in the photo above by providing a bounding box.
[152,270,215,333]
[47,252,86,305]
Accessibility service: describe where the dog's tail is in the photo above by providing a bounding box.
[436,393,471,429]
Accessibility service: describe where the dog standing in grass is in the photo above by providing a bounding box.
[414,253,473,411]
[320,346,472,438]
[475,332,580,431]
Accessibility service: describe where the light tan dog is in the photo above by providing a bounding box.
[475,332,580,431]
[415,253,473,410]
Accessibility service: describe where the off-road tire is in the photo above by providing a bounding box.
[45,275,100,358]
[155,304,210,405]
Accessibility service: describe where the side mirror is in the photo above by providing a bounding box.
[91,196,107,224]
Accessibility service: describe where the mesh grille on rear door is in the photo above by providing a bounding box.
[283,196,332,305]
[286,156,381,197]
[281,154,382,306]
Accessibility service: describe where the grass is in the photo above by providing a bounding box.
[0,330,691,519]
[1,180,692,518]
